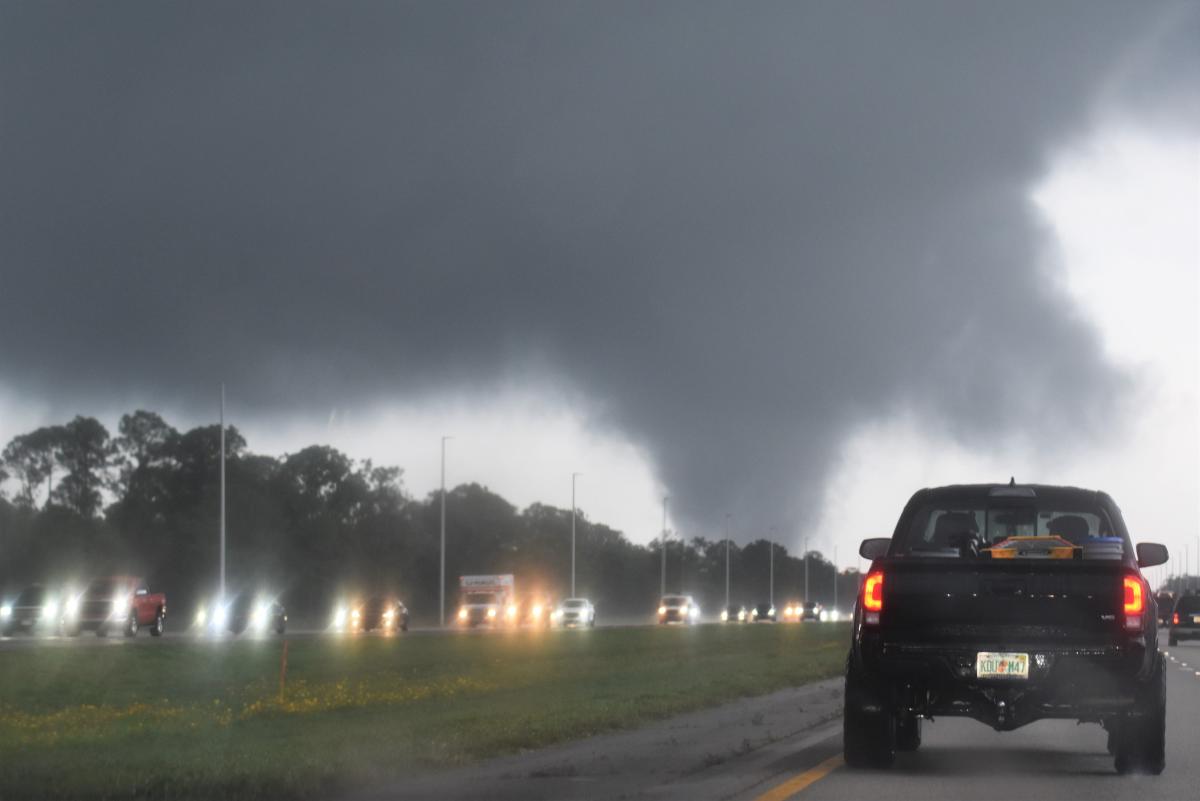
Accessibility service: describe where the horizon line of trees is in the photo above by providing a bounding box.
[0,410,863,621]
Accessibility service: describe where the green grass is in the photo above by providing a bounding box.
[0,624,849,799]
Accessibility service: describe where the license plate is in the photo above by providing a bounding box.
[976,651,1029,679]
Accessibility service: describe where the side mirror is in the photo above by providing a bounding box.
[1136,542,1168,569]
[859,538,891,561]
[135,588,148,596]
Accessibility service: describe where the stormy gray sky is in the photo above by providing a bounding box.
[1,2,1197,560]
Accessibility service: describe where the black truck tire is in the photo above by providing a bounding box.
[150,610,164,637]
[1114,653,1166,775]
[843,662,897,768]
[896,714,922,752]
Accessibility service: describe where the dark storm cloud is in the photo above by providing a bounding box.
[1,2,1195,536]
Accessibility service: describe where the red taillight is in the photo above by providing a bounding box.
[863,571,884,613]
[1173,613,1180,626]
[1122,576,1144,615]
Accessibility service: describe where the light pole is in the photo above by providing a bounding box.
[769,530,775,607]
[440,436,453,628]
[803,536,810,602]
[833,545,838,614]
[725,514,732,608]
[571,472,582,597]
[661,496,668,597]
[219,383,226,602]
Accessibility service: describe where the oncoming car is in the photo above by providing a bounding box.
[751,602,777,622]
[196,592,286,635]
[66,576,166,638]
[343,596,409,633]
[720,604,747,623]
[657,594,699,624]
[800,601,823,622]
[552,598,595,627]
[1,584,62,636]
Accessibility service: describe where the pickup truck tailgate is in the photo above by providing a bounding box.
[881,559,1128,646]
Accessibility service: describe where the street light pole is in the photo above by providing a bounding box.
[833,545,838,614]
[571,473,582,597]
[661,496,668,597]
[769,533,775,607]
[803,536,810,602]
[219,383,226,602]
[725,514,732,608]
[440,436,452,628]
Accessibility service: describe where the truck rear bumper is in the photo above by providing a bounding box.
[858,639,1151,730]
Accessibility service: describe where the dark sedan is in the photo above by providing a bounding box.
[353,596,409,632]
[226,593,287,635]
[1,584,62,635]
[720,604,747,623]
[751,602,777,622]
[1169,594,1200,647]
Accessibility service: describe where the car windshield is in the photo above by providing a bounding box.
[84,579,118,598]
[662,596,687,605]
[465,593,497,605]
[563,600,587,608]
[893,494,1128,559]
[16,586,44,605]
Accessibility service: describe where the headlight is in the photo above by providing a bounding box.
[333,607,347,627]
[690,607,699,617]
[658,606,666,615]
[111,597,127,620]
[769,607,776,616]
[195,607,208,627]
[212,604,228,630]
[0,605,10,619]
[251,605,269,630]
[65,595,80,616]
[551,609,562,620]
[383,609,394,620]
[487,607,497,619]
[506,605,517,619]
[738,611,746,621]
[43,600,59,620]
[720,611,728,621]
[457,607,468,620]
[532,604,543,617]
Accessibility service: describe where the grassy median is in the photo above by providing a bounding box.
[0,623,848,799]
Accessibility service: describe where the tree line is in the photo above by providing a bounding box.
[0,411,862,622]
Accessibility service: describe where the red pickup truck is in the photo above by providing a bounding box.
[65,575,167,637]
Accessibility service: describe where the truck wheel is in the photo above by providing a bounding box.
[843,662,896,768]
[125,614,139,637]
[1114,653,1166,775]
[896,714,922,752]
[150,610,164,637]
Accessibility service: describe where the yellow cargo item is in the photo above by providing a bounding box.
[987,536,1077,560]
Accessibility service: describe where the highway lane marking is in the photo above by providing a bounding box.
[752,754,843,801]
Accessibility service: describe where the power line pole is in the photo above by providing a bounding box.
[440,436,452,627]
[219,383,226,602]
[769,532,775,607]
[724,514,732,607]
[571,473,582,597]
[833,545,839,614]
[803,536,810,602]
[662,498,669,595]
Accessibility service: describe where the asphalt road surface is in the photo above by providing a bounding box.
[353,633,1200,801]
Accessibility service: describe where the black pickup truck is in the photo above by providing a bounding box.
[845,483,1169,774]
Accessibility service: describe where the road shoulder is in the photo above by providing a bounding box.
[352,677,844,801]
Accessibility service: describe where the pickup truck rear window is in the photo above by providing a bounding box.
[896,503,1126,559]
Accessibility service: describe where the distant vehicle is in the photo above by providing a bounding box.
[781,602,803,621]
[845,483,1168,774]
[227,594,287,635]
[801,601,824,622]
[1169,594,1200,647]
[0,584,62,636]
[65,576,166,637]
[517,594,554,627]
[1156,592,1175,626]
[719,604,746,623]
[751,602,776,622]
[352,596,409,632]
[657,594,699,624]
[456,575,517,627]
[552,598,595,627]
